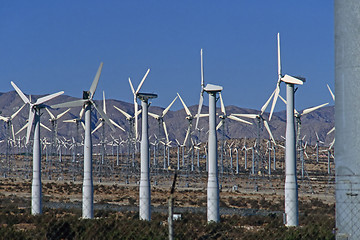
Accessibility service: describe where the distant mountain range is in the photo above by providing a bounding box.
[0,91,334,149]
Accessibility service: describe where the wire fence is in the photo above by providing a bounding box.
[0,141,336,239]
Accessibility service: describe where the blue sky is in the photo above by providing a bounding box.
[0,1,334,112]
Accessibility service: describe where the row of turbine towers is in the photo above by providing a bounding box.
[2,32,333,226]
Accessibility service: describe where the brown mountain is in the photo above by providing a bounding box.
[0,91,334,151]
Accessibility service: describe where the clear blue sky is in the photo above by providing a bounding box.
[0,1,334,112]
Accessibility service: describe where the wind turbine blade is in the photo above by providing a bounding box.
[216,120,223,131]
[91,122,103,134]
[162,96,178,117]
[128,77,135,94]
[135,69,150,94]
[195,92,204,129]
[269,86,280,121]
[11,81,30,104]
[183,127,191,146]
[63,119,77,123]
[327,84,335,101]
[195,93,204,130]
[163,121,169,143]
[114,105,132,120]
[134,98,138,138]
[40,123,51,132]
[302,103,329,116]
[329,138,335,149]
[327,127,335,135]
[35,91,64,105]
[56,108,71,120]
[10,103,26,120]
[89,62,103,99]
[103,91,107,114]
[16,122,28,135]
[0,116,7,121]
[231,113,257,119]
[110,119,125,132]
[315,131,320,141]
[277,32,282,77]
[201,48,204,87]
[26,110,35,144]
[263,120,275,144]
[177,93,192,117]
[91,100,115,132]
[219,92,226,115]
[79,106,85,119]
[45,107,55,120]
[261,90,275,115]
[228,115,253,125]
[148,112,160,119]
[194,113,209,118]
[195,48,205,130]
[11,124,15,141]
[279,95,287,105]
[81,122,86,130]
[52,99,87,109]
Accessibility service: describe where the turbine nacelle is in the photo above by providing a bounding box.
[83,91,91,100]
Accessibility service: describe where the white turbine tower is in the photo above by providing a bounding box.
[204,83,223,223]
[51,62,115,219]
[11,81,64,215]
[137,92,157,221]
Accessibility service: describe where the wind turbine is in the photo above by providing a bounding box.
[278,94,329,170]
[45,107,70,154]
[177,92,207,148]
[232,109,275,175]
[11,81,64,215]
[216,92,252,174]
[128,69,150,140]
[314,132,324,163]
[278,94,329,147]
[148,95,177,166]
[113,105,141,169]
[91,92,125,181]
[51,62,115,219]
[0,103,26,177]
[0,104,26,142]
